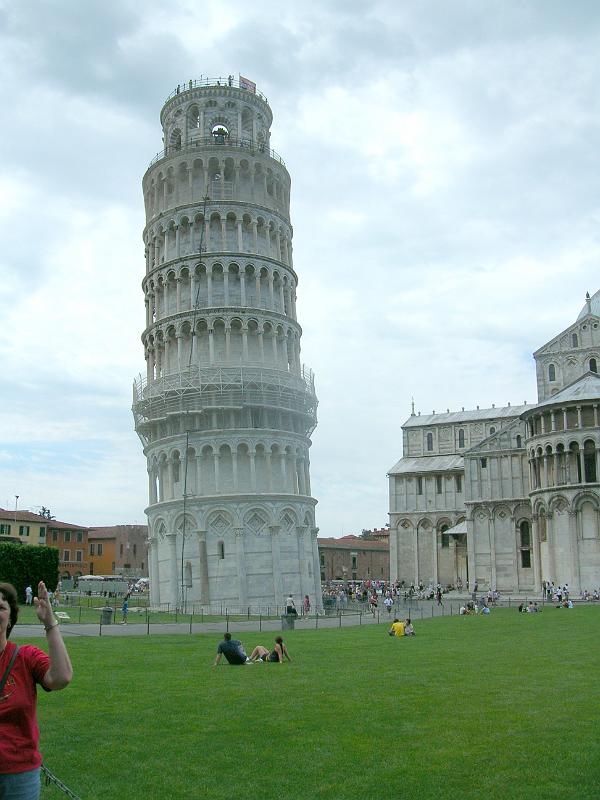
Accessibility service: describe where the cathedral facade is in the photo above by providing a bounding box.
[388,291,600,594]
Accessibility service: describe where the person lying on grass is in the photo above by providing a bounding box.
[404,618,415,636]
[249,636,292,663]
[213,632,252,666]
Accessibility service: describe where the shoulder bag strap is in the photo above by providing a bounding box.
[0,644,20,694]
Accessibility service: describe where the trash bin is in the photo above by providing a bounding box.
[281,614,295,631]
[100,607,113,625]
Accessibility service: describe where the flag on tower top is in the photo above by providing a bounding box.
[239,75,256,93]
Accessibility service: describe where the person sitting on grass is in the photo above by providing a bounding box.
[213,632,252,666]
[388,618,405,637]
[249,636,292,663]
[404,618,415,636]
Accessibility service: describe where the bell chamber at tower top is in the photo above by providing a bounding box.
[143,77,291,225]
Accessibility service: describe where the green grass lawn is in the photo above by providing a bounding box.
[35,606,600,800]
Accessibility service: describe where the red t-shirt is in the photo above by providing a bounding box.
[0,642,50,774]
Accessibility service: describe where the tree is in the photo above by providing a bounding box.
[38,507,55,520]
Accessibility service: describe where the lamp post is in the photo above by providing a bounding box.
[14,495,19,527]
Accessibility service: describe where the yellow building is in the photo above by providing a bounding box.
[0,509,51,547]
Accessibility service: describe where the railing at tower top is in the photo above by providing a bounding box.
[164,77,270,106]
[147,136,286,170]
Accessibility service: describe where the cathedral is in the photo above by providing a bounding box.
[388,290,600,594]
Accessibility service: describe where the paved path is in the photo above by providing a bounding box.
[11,595,546,639]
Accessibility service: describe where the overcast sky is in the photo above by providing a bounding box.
[0,0,599,533]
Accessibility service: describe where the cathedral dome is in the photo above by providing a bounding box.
[576,289,600,320]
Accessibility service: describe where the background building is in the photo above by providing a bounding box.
[0,509,49,546]
[87,525,148,577]
[133,76,321,610]
[318,536,389,583]
[389,290,600,593]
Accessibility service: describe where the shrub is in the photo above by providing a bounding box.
[0,542,59,598]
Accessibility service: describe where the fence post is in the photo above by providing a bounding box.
[226,612,229,632]
[99,620,102,637]
[248,606,250,620]
[147,615,150,635]
[377,610,380,624]
[189,614,193,635]
[339,611,342,628]
[259,613,262,632]
[359,612,362,626]
[78,605,82,624]
[316,612,319,629]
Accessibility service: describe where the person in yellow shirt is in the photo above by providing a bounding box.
[388,618,405,637]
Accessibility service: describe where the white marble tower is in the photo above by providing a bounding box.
[133,77,321,610]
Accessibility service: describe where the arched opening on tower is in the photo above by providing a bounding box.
[212,123,229,144]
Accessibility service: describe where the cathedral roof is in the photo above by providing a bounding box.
[523,371,600,414]
[387,454,464,475]
[402,404,528,428]
[576,289,600,321]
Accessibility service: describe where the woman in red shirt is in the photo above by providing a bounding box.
[0,581,73,799]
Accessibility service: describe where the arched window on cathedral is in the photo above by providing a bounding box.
[458,429,465,448]
[548,364,556,382]
[490,427,496,435]
[572,333,579,347]
[519,521,531,568]
[590,358,598,373]
[516,435,522,448]
[584,440,597,483]
[426,432,433,451]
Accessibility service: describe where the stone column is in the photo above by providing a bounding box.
[190,273,197,309]
[208,328,215,362]
[148,469,157,504]
[531,516,541,591]
[268,273,275,308]
[279,282,285,313]
[240,272,246,305]
[270,525,283,606]
[175,225,180,258]
[176,278,181,313]
[148,537,161,605]
[223,270,230,305]
[220,218,227,250]
[234,528,248,606]
[237,220,243,251]
[207,271,213,305]
[296,526,309,600]
[432,529,438,585]
[488,515,497,589]
[196,529,210,606]
[167,532,179,607]
[389,526,398,583]
[249,451,256,490]
[251,221,258,253]
[568,510,581,592]
[413,527,419,585]
[213,453,220,493]
[311,527,323,610]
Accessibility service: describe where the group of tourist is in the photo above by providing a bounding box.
[459,601,491,615]
[213,632,292,665]
[388,617,415,637]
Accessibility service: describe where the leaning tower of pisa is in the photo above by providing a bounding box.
[133,77,321,611]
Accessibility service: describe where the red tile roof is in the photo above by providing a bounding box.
[0,509,87,530]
